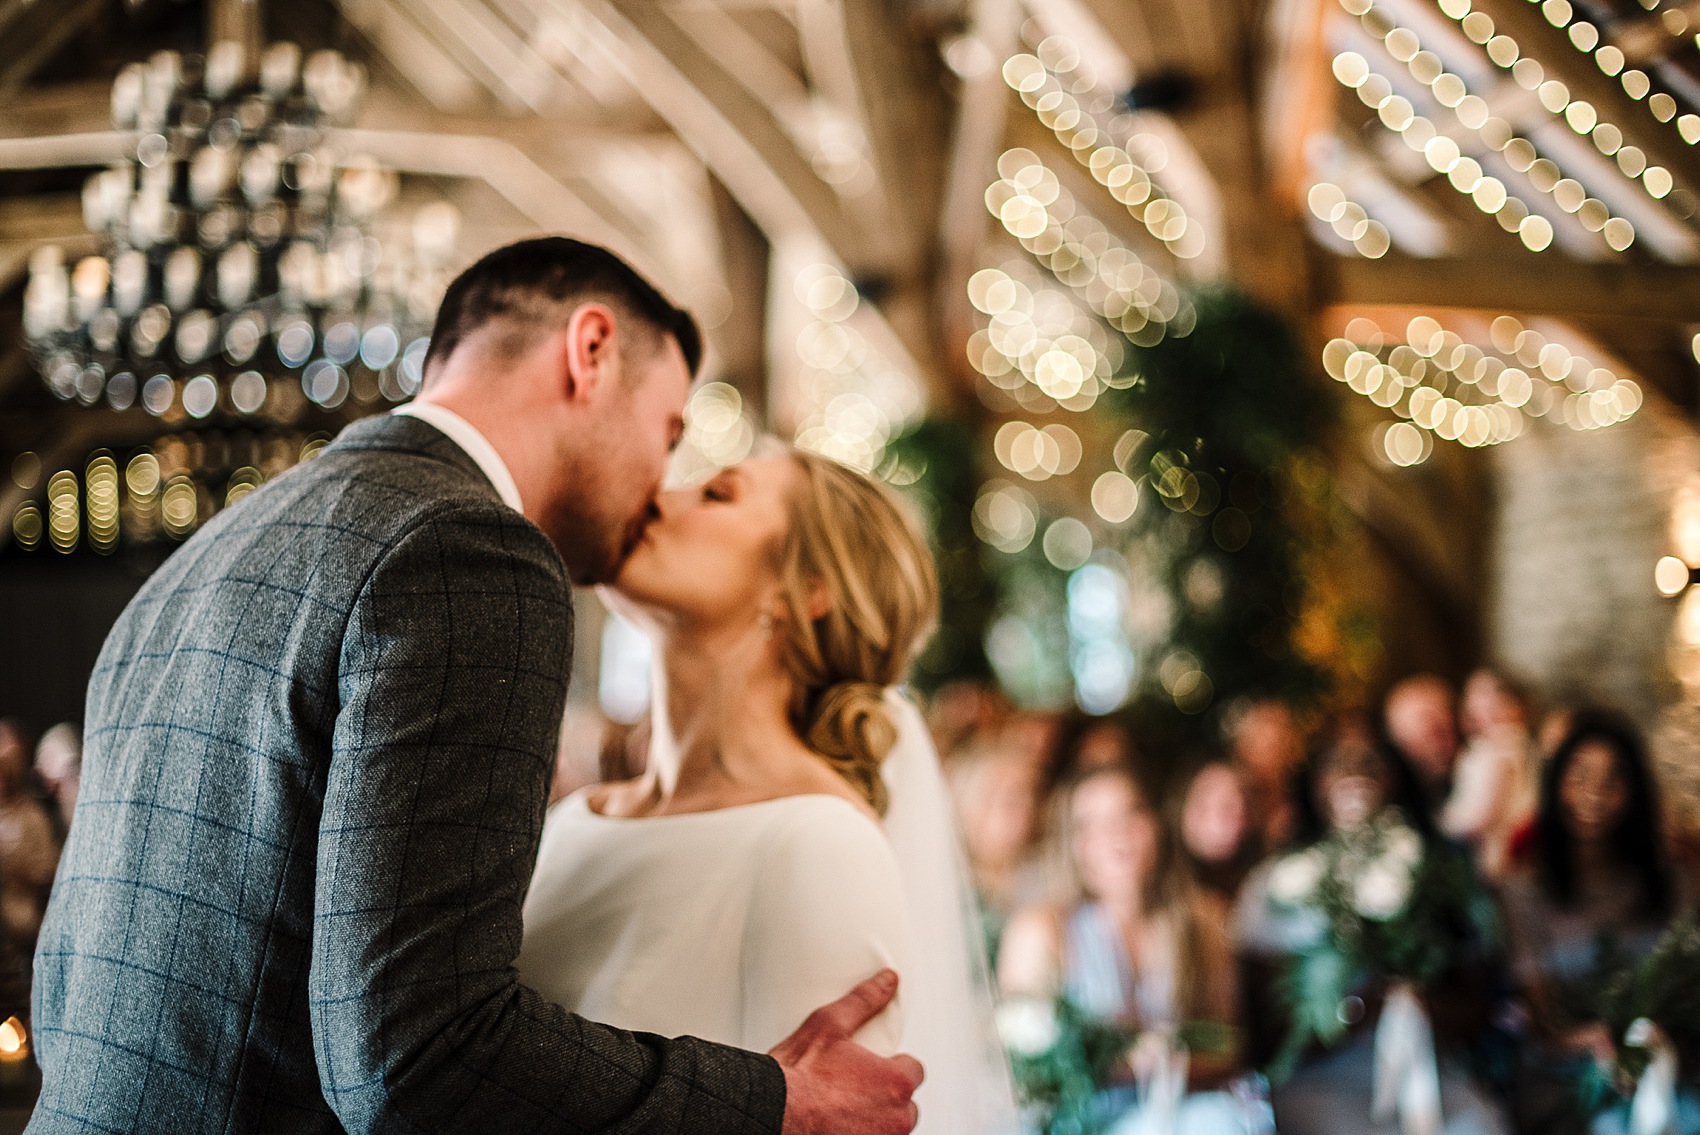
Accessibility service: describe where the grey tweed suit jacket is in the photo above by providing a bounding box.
[28,413,786,1134]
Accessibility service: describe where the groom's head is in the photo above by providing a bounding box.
[418,237,701,584]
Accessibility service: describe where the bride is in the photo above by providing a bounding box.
[518,448,1019,1133]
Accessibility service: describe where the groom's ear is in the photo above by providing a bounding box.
[558,302,621,402]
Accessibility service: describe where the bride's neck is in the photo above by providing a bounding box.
[638,630,821,810]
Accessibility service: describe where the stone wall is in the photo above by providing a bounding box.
[1488,398,1696,724]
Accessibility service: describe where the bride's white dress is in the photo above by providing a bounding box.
[518,790,911,1055]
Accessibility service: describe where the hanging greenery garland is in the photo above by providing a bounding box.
[897,282,1375,737]
[1104,285,1337,727]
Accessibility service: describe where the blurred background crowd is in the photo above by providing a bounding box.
[5,0,1700,1128]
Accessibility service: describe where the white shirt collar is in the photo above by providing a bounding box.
[392,402,524,513]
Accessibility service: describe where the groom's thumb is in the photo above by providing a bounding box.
[816,969,899,1038]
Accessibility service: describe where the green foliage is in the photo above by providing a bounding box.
[1269,811,1495,1081]
[1004,997,1135,1135]
[1103,286,1336,731]
[882,418,998,691]
[1572,913,1700,1110]
[889,285,1355,716]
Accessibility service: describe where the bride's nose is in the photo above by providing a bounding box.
[653,487,692,519]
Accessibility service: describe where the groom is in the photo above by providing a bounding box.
[29,238,922,1134]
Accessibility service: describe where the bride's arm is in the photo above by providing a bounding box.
[740,800,912,1056]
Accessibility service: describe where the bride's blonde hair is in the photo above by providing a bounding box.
[775,450,938,814]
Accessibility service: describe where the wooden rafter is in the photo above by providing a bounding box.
[0,0,105,101]
[1323,252,1700,324]
[1463,0,1700,205]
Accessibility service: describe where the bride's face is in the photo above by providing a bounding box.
[609,456,797,629]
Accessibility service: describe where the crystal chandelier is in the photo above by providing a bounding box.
[22,41,459,421]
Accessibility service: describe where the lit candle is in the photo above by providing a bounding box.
[163,246,201,312]
[218,243,257,309]
[72,256,111,322]
[190,147,233,209]
[261,43,301,99]
[206,41,244,101]
[0,1015,29,1088]
[110,63,144,129]
[112,250,148,317]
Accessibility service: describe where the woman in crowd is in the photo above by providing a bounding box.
[999,762,1255,1134]
[1498,710,1691,1135]
[1234,719,1511,1135]
[1225,697,1305,854]
[1440,670,1540,882]
[1174,759,1258,903]
[951,737,1049,960]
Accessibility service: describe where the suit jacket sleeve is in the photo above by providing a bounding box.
[310,501,786,1134]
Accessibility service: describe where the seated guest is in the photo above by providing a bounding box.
[950,738,1049,959]
[1499,710,1690,1135]
[34,721,81,835]
[1385,674,1463,816]
[1235,719,1511,1135]
[1226,697,1306,853]
[1000,763,1255,1134]
[1173,759,1258,904]
[0,720,58,946]
[1441,670,1539,881]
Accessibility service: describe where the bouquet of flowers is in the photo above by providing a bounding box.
[996,995,1134,1135]
[996,995,1241,1135]
[1265,807,1494,1080]
[1576,914,1700,1125]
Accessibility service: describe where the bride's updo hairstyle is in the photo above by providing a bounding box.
[775,450,938,814]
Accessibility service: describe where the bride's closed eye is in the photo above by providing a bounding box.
[701,473,738,503]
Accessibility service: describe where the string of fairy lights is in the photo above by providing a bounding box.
[9,432,330,554]
[1313,0,1700,260]
[1000,39,1206,261]
[1328,314,1643,467]
[1498,0,1700,159]
[961,18,1212,568]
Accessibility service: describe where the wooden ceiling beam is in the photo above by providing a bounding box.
[1074,0,1314,317]
[0,0,104,102]
[583,0,910,279]
[1323,251,1700,324]
[1464,0,1700,205]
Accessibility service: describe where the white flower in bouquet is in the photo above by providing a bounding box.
[1382,823,1424,870]
[1353,858,1414,921]
[996,997,1061,1056]
[1269,848,1327,906]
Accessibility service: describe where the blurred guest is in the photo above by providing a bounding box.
[926,679,1007,762]
[1537,706,1579,761]
[1235,720,1510,1135]
[1225,697,1305,853]
[1440,670,1539,880]
[0,719,60,951]
[1499,711,1687,1135]
[950,741,1048,959]
[1045,713,1136,792]
[1174,760,1257,902]
[1385,674,1462,813]
[1001,763,1254,1134]
[34,722,81,837]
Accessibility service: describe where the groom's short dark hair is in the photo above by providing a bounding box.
[422,237,702,382]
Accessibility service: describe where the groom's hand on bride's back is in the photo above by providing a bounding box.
[770,969,924,1134]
